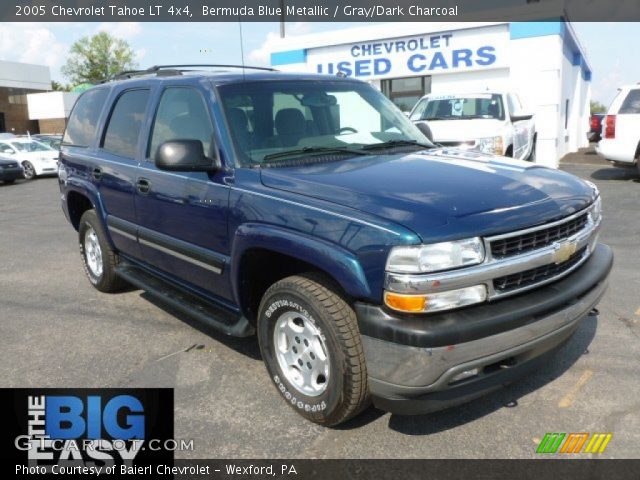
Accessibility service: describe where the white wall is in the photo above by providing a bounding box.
[27,92,80,120]
[0,60,50,90]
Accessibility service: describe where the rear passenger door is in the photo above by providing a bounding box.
[616,88,640,155]
[97,88,151,258]
[134,85,231,299]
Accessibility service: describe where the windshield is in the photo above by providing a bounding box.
[218,80,433,166]
[11,140,53,152]
[410,94,505,121]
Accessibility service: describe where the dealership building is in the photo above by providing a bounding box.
[0,60,51,134]
[268,20,592,168]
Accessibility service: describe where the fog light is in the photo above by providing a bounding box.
[384,285,487,313]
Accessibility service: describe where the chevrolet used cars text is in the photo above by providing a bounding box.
[58,65,612,426]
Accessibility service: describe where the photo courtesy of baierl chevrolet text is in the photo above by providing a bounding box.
[0,0,638,478]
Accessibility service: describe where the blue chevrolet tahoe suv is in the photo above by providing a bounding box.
[59,65,612,426]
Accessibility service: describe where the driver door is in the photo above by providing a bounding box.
[134,85,231,298]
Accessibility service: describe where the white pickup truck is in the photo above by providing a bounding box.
[409,91,537,161]
[596,84,640,172]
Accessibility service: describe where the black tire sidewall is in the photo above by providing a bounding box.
[258,288,346,423]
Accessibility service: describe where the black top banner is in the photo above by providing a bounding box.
[4,0,640,22]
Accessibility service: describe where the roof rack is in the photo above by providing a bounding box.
[108,64,277,82]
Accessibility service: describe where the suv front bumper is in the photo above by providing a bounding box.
[355,243,613,415]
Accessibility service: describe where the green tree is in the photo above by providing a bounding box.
[61,31,137,85]
[51,80,70,92]
[590,100,607,114]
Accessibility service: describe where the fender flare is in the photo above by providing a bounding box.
[64,179,113,247]
[230,223,372,310]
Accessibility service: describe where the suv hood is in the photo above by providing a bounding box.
[260,149,595,242]
[427,119,505,142]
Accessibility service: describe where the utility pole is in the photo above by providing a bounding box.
[279,0,285,38]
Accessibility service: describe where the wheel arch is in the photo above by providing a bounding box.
[230,224,371,323]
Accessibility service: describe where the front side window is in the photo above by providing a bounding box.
[219,80,431,166]
[63,88,109,147]
[411,94,505,121]
[102,89,150,159]
[148,87,215,160]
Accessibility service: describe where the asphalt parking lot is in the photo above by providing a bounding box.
[1,148,639,459]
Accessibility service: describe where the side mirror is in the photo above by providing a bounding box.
[155,140,218,172]
[510,113,533,122]
[414,121,434,143]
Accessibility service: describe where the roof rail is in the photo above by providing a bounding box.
[148,64,277,72]
[105,64,277,82]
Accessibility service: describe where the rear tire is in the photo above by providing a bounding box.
[257,273,370,426]
[78,210,127,293]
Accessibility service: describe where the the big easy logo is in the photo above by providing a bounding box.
[311,25,508,79]
[2,389,174,467]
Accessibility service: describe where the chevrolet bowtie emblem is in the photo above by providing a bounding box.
[553,241,578,264]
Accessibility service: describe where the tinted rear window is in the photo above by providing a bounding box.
[619,89,640,114]
[102,89,150,159]
[62,88,108,147]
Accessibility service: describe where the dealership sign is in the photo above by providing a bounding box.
[309,25,508,79]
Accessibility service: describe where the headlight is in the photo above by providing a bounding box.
[386,238,485,274]
[475,136,504,155]
[384,285,487,313]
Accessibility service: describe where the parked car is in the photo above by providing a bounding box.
[596,84,640,171]
[409,91,537,161]
[588,113,604,142]
[59,66,611,426]
[33,134,63,150]
[0,158,24,184]
[0,138,59,180]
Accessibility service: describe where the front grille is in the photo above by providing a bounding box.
[493,247,587,292]
[490,212,589,258]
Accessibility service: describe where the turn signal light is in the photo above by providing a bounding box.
[383,292,426,313]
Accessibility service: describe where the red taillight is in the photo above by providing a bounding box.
[604,115,616,139]
[590,116,601,130]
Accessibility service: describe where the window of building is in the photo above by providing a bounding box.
[381,76,431,113]
[62,88,109,147]
[102,89,149,159]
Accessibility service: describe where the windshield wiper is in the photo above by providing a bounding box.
[361,139,434,151]
[262,146,368,162]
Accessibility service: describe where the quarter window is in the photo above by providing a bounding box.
[102,89,150,159]
[62,88,109,147]
[149,87,214,160]
[619,90,640,114]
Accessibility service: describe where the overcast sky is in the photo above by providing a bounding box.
[0,21,636,105]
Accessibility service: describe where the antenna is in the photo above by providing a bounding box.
[238,20,246,80]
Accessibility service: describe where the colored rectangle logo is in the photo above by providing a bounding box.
[537,432,612,454]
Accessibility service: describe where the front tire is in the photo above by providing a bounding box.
[257,273,370,426]
[78,210,127,293]
[22,161,35,180]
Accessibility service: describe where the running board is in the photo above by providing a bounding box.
[115,262,254,337]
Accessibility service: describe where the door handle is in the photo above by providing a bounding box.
[91,167,102,180]
[136,178,151,195]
